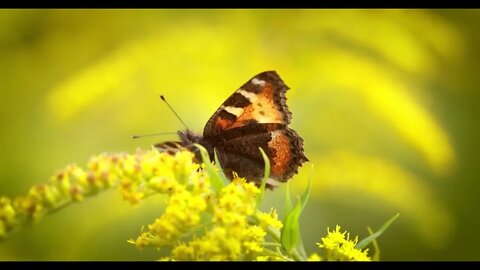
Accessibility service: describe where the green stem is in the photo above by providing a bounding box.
[262,242,282,248]
[260,248,293,261]
[252,214,306,261]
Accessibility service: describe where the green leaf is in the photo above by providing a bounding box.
[356,213,400,249]
[280,175,311,254]
[256,147,270,208]
[281,199,302,253]
[299,165,313,211]
[296,232,308,260]
[213,148,229,183]
[367,227,381,261]
[284,182,292,215]
[194,144,225,194]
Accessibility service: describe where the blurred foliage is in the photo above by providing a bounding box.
[0,9,479,260]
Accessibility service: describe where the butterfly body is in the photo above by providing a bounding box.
[156,71,308,188]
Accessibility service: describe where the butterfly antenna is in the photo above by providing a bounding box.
[131,132,178,139]
[160,94,190,130]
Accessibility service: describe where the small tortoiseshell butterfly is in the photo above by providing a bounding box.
[155,71,308,188]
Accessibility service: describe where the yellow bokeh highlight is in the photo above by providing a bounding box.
[297,151,455,248]
[296,9,462,76]
[46,38,152,121]
[313,48,456,175]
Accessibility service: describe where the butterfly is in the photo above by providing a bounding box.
[155,71,308,188]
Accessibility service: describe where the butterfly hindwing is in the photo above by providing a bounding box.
[210,123,307,187]
[203,71,292,139]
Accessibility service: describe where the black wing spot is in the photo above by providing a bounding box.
[224,92,251,107]
[218,109,237,122]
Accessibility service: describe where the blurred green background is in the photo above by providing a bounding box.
[0,9,479,260]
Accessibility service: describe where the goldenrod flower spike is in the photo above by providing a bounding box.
[1,147,395,261]
[317,225,371,261]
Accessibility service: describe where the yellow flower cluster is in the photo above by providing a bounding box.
[0,149,203,239]
[0,147,288,261]
[130,167,285,261]
[1,146,381,261]
[0,151,127,238]
[0,197,16,237]
[256,208,283,231]
[168,179,265,260]
[317,225,371,261]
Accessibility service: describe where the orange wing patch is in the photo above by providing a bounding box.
[215,117,234,130]
[268,130,293,177]
[204,71,292,138]
[220,83,284,130]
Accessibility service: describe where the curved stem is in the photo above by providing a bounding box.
[251,213,306,261]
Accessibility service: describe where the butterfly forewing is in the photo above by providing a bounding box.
[203,71,292,139]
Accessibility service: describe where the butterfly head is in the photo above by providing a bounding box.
[178,130,202,145]
[175,129,214,164]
